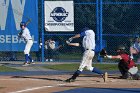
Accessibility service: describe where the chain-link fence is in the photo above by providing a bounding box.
[1,0,140,62]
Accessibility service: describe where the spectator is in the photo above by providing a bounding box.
[130,37,140,62]
[53,39,63,61]
[45,38,55,62]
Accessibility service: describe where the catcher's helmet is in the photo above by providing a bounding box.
[117,45,125,50]
[20,22,26,28]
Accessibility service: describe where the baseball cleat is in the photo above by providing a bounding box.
[103,72,108,82]
[29,60,35,64]
[65,78,75,83]
[22,62,30,66]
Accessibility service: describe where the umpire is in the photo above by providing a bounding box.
[65,27,108,82]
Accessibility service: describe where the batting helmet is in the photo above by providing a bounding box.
[81,27,90,32]
[20,22,26,28]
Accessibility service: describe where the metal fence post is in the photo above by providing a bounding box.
[98,0,103,62]
[41,0,45,62]
[96,0,99,40]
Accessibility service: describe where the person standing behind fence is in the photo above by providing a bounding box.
[45,38,56,62]
[130,37,140,62]
[65,27,108,82]
[18,22,34,66]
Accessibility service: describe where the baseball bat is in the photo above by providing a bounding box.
[25,18,32,26]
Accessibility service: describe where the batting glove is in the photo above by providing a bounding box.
[68,37,73,42]
[66,40,70,44]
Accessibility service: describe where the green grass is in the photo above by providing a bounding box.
[43,63,119,71]
[43,63,140,71]
[0,66,22,72]
[58,53,82,60]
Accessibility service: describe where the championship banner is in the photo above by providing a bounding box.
[0,0,38,51]
[45,1,74,32]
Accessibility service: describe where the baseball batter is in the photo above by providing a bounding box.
[18,22,34,66]
[65,27,108,82]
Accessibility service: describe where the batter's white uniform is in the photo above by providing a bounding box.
[78,30,95,72]
[21,27,33,55]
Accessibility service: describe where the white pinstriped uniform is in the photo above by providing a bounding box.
[78,30,96,72]
[21,27,33,54]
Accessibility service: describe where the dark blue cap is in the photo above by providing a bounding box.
[81,27,90,32]
[20,22,26,28]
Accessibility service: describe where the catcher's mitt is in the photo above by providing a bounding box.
[100,49,107,58]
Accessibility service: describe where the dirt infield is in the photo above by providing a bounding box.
[0,74,140,93]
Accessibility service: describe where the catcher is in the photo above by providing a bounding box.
[100,45,140,80]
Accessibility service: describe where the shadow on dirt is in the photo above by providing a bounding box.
[11,76,64,81]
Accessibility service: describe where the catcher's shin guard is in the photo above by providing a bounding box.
[132,74,140,80]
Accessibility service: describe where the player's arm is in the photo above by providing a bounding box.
[106,55,122,59]
[99,49,122,59]
[67,43,80,47]
[18,30,23,38]
[68,32,85,43]
[71,34,80,39]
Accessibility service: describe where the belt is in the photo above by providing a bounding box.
[86,49,94,51]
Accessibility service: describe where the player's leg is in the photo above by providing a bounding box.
[27,40,34,64]
[86,50,108,82]
[85,50,103,74]
[65,51,88,82]
[118,62,129,78]
[132,73,140,80]
[23,40,33,66]
[65,70,82,82]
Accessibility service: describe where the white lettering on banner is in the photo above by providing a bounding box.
[11,0,25,30]
[0,35,37,43]
[0,0,9,30]
[0,0,25,30]
[0,35,5,43]
[46,23,74,26]
[6,35,11,43]
[12,35,19,43]
[50,13,68,17]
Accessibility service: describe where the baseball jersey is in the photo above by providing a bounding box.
[21,27,32,41]
[80,30,95,50]
[120,53,136,69]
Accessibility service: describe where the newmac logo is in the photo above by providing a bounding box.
[50,7,69,22]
